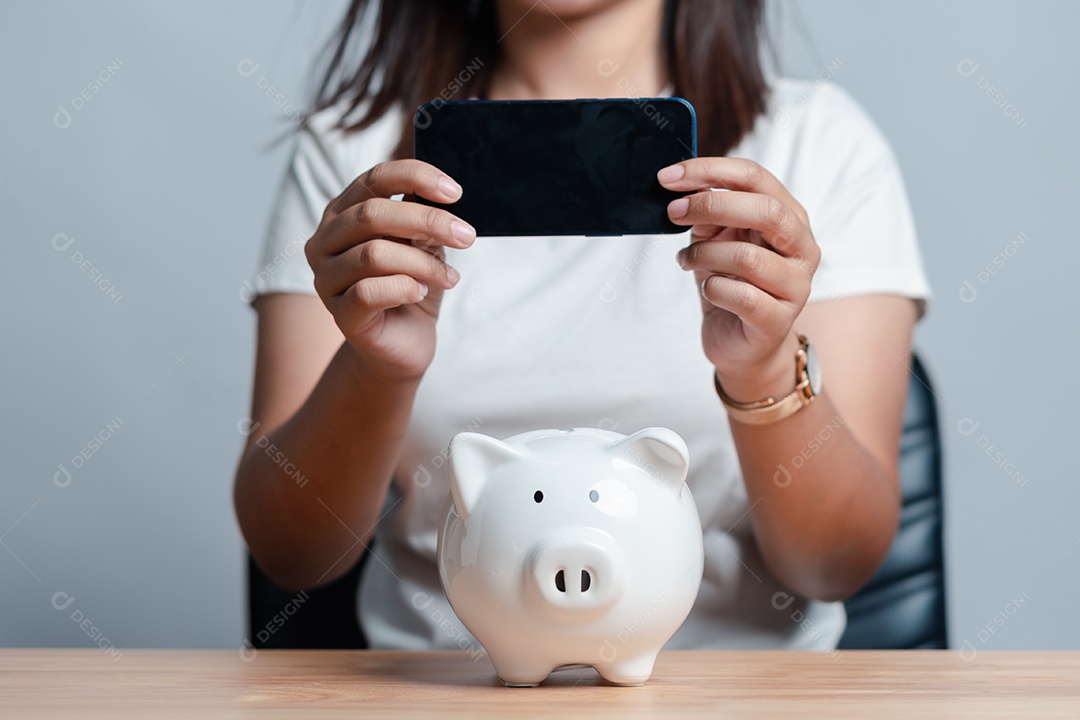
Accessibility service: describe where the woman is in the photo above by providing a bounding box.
[235,0,930,651]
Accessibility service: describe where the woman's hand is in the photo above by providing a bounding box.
[306,159,476,381]
[658,158,821,402]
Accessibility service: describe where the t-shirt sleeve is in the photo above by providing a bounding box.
[789,84,931,317]
[247,113,354,299]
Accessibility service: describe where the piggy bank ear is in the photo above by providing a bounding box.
[609,427,690,494]
[448,432,528,518]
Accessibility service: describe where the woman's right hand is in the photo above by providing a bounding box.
[306,159,475,381]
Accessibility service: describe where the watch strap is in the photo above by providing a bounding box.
[714,334,818,426]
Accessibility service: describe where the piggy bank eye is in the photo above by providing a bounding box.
[588,480,638,519]
[533,490,544,503]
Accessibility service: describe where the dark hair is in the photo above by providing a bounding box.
[307,0,768,160]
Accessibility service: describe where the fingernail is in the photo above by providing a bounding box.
[438,176,462,200]
[417,282,429,299]
[668,197,689,219]
[675,248,686,269]
[657,164,685,184]
[450,220,475,245]
[446,265,460,284]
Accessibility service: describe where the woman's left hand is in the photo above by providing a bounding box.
[658,158,821,401]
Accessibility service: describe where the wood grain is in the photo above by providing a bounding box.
[1,649,1078,719]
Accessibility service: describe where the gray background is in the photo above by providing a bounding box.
[2,1,1076,652]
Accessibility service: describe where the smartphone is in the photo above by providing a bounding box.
[413,98,697,237]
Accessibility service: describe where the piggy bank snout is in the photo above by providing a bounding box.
[527,534,622,615]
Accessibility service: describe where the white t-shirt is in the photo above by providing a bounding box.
[251,79,932,652]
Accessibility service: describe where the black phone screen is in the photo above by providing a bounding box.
[413,98,697,237]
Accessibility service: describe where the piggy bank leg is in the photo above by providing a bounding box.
[594,652,658,687]
[488,653,552,688]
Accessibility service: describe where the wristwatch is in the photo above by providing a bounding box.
[714,334,822,426]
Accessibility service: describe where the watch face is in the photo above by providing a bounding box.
[805,342,822,396]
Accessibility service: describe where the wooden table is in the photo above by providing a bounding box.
[2,649,1078,718]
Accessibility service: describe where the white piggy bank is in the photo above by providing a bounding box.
[437,427,704,687]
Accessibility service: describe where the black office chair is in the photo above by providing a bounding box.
[247,549,368,649]
[247,357,946,650]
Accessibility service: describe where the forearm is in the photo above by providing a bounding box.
[725,386,900,602]
[234,341,419,591]
[660,154,910,602]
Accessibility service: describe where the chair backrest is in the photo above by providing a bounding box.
[247,357,947,650]
[247,550,368,649]
[838,355,948,649]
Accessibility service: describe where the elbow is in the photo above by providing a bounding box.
[774,543,892,603]
[235,506,323,593]
[249,554,320,594]
[233,458,318,593]
[798,568,878,604]
[765,501,901,603]
[233,453,358,593]
[805,529,896,602]
[798,474,902,602]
